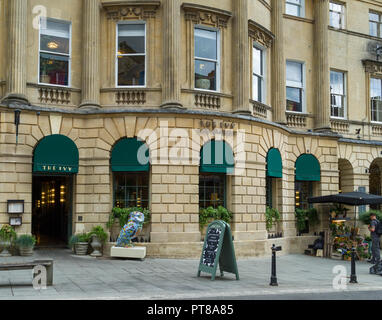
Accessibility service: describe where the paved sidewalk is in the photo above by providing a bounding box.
[0,249,381,300]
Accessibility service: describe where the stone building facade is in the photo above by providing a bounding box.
[1,0,382,258]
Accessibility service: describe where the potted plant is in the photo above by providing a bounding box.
[89,226,108,257]
[68,234,79,253]
[199,206,233,238]
[15,234,36,256]
[73,233,90,255]
[0,224,17,257]
[265,206,281,232]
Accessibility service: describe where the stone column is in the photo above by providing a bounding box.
[314,0,331,132]
[4,0,28,104]
[79,0,101,109]
[232,0,251,115]
[271,0,286,124]
[160,0,184,109]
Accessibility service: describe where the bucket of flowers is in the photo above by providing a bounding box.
[0,224,17,257]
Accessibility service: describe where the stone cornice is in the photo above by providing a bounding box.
[102,0,161,20]
[181,2,232,28]
[248,19,274,48]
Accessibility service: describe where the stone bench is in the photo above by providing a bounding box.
[0,259,53,286]
[110,246,146,259]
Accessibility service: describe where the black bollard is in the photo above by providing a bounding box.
[270,244,282,286]
[350,247,358,284]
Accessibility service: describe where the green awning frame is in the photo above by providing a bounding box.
[111,138,150,172]
[266,148,282,178]
[295,154,321,181]
[33,134,79,174]
[200,140,234,174]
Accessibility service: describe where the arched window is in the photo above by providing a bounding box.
[111,137,150,208]
[199,140,234,208]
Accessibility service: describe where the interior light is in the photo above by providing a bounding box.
[47,41,59,49]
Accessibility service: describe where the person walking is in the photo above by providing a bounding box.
[368,213,381,264]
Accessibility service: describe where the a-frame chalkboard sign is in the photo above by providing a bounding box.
[197,220,239,281]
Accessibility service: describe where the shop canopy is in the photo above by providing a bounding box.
[200,140,234,174]
[266,148,282,178]
[111,138,150,172]
[308,192,382,206]
[33,134,79,174]
[295,154,321,181]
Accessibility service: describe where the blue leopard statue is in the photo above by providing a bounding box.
[116,211,145,247]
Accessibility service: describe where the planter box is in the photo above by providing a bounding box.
[75,242,89,255]
[110,246,146,259]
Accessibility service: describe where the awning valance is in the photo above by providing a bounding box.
[111,138,149,172]
[266,148,282,178]
[33,134,79,174]
[200,140,234,174]
[295,154,320,181]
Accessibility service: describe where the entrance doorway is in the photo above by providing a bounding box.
[32,175,73,247]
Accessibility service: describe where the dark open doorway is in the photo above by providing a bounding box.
[32,175,73,247]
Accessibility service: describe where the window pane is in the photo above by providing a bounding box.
[329,12,341,28]
[40,53,69,86]
[195,28,217,60]
[286,87,302,112]
[371,78,382,99]
[286,4,300,16]
[114,173,149,209]
[286,61,302,83]
[253,75,262,102]
[370,21,378,37]
[370,12,380,22]
[41,20,70,38]
[330,3,342,13]
[330,71,344,95]
[253,47,262,76]
[118,55,145,86]
[40,34,70,54]
[118,24,145,54]
[195,59,216,90]
[199,174,225,209]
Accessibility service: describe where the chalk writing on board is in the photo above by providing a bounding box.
[202,227,222,267]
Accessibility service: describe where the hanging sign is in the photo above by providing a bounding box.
[197,220,239,281]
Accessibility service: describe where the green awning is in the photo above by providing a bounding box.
[295,154,321,181]
[266,148,282,178]
[33,134,79,174]
[200,140,234,174]
[111,138,149,172]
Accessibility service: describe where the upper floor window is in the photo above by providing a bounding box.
[330,70,346,118]
[194,27,219,92]
[370,11,382,38]
[286,60,304,113]
[286,0,304,17]
[371,77,382,122]
[252,45,265,103]
[117,22,146,87]
[329,2,345,29]
[39,19,71,87]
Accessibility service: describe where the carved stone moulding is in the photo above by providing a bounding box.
[362,59,382,75]
[102,0,161,20]
[181,2,232,29]
[248,19,274,48]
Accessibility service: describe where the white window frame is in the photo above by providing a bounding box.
[329,1,345,29]
[370,77,382,123]
[38,17,72,88]
[369,11,382,38]
[194,25,220,93]
[285,0,305,18]
[252,43,266,104]
[330,69,347,119]
[286,60,306,113]
[116,21,147,88]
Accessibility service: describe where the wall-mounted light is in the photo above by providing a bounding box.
[14,109,21,145]
[7,200,24,214]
